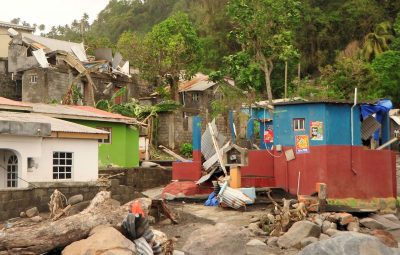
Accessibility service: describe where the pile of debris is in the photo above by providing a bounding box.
[0,191,175,255]
[245,193,400,254]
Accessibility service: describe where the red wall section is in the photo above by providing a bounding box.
[274,145,396,199]
[241,150,275,177]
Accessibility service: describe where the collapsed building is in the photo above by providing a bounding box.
[6,29,148,105]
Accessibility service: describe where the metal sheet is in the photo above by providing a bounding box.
[112,52,123,69]
[121,61,130,75]
[361,115,381,140]
[201,119,226,160]
[94,48,113,62]
[196,166,220,184]
[32,49,49,68]
[217,182,253,209]
[203,142,230,170]
[71,43,88,62]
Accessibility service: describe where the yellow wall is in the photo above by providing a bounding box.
[0,27,32,58]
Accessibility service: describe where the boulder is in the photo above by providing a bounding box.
[319,233,330,241]
[322,220,331,233]
[301,237,318,248]
[62,226,137,255]
[19,212,26,218]
[299,232,400,255]
[371,229,399,248]
[30,216,42,223]
[250,217,260,223]
[152,229,168,247]
[68,194,84,205]
[182,223,251,255]
[360,218,385,230]
[325,229,340,237]
[68,201,91,216]
[382,214,400,223]
[277,221,321,249]
[347,221,360,232]
[370,214,400,230]
[337,212,355,225]
[25,207,39,218]
[267,236,279,247]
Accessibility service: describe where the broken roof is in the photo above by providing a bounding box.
[179,73,216,92]
[0,21,34,31]
[0,97,145,126]
[0,111,108,135]
[21,33,85,56]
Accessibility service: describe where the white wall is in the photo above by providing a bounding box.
[0,135,98,188]
[30,138,98,183]
[0,135,42,188]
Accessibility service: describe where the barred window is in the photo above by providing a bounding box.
[293,118,305,131]
[53,152,72,180]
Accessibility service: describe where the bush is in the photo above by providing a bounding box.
[180,143,193,158]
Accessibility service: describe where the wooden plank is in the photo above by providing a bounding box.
[159,145,189,162]
[208,123,227,176]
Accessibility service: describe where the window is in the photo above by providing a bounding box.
[29,74,37,84]
[53,152,72,180]
[293,118,305,131]
[7,155,18,188]
[97,127,112,144]
[192,93,199,102]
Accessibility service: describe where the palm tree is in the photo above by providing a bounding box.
[362,21,394,61]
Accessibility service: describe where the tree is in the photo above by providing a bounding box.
[362,21,394,61]
[141,12,201,101]
[10,18,20,25]
[116,31,145,68]
[372,50,400,106]
[227,0,301,105]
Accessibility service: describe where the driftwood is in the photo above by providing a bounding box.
[0,191,152,254]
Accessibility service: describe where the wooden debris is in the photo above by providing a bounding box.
[159,145,189,162]
[52,205,72,221]
[48,189,67,218]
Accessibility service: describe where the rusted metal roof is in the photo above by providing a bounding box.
[0,111,109,135]
[21,33,85,56]
[179,73,216,92]
[0,97,32,111]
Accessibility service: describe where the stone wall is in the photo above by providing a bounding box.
[100,167,172,191]
[0,73,19,100]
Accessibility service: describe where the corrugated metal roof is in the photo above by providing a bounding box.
[179,73,216,92]
[21,33,85,55]
[0,111,108,134]
[0,97,32,110]
[274,99,372,106]
[0,21,34,31]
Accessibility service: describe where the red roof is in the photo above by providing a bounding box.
[70,105,132,120]
[0,97,32,110]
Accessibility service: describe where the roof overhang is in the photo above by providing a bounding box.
[50,131,108,140]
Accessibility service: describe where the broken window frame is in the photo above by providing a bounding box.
[52,152,73,180]
[293,118,305,131]
[97,127,112,144]
[192,93,199,102]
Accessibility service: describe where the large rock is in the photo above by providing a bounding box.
[68,201,91,216]
[371,229,399,248]
[337,212,355,226]
[322,220,331,233]
[299,232,400,255]
[25,207,39,218]
[301,237,318,248]
[382,214,400,224]
[182,223,251,255]
[347,221,360,232]
[360,218,386,230]
[62,226,137,255]
[68,194,84,205]
[277,221,321,249]
[370,214,400,230]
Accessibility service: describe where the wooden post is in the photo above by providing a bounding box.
[316,182,327,212]
[284,61,288,99]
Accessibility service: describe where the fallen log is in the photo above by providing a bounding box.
[0,191,152,254]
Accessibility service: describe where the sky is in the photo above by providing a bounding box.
[0,0,110,33]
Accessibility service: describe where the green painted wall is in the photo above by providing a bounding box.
[67,119,139,168]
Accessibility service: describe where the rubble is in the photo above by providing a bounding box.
[277,221,321,249]
[360,217,386,230]
[371,229,399,248]
[68,194,84,205]
[25,207,39,218]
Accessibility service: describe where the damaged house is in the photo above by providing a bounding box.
[7,29,140,105]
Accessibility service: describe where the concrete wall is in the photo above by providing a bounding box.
[0,27,33,58]
[0,72,20,100]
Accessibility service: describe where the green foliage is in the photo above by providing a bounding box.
[362,21,394,61]
[180,143,193,158]
[371,50,400,106]
[211,82,248,117]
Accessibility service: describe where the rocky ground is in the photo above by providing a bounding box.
[155,202,400,255]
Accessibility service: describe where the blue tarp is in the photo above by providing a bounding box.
[360,99,392,140]
[204,192,218,206]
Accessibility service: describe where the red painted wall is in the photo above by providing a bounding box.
[274,146,396,199]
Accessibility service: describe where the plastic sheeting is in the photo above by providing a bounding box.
[360,99,392,140]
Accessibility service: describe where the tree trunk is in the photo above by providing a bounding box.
[0,192,151,254]
[263,66,273,107]
[170,76,180,102]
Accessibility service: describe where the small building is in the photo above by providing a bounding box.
[0,97,144,168]
[157,73,230,149]
[0,111,108,188]
[0,21,34,59]
[272,100,395,199]
[389,109,400,151]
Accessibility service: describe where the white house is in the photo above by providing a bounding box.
[0,111,108,189]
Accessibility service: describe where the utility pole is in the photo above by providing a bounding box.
[284,61,288,100]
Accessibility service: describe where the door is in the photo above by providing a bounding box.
[6,153,18,188]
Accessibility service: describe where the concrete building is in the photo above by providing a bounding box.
[0,21,34,59]
[0,111,108,189]
[0,97,144,168]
